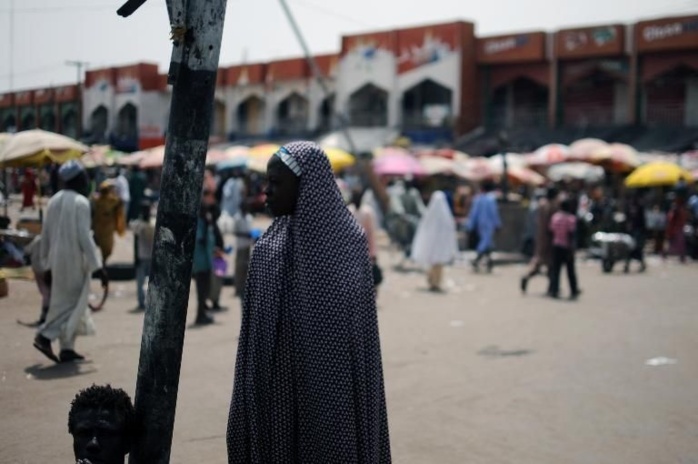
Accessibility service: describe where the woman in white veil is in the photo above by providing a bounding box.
[411,190,459,291]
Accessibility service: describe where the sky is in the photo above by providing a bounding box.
[0,0,696,93]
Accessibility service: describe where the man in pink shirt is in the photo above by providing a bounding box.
[548,199,581,299]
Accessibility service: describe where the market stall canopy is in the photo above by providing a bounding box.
[322,147,356,172]
[625,161,693,188]
[373,152,426,177]
[548,162,605,183]
[82,145,126,168]
[569,138,609,162]
[526,144,571,167]
[0,129,88,168]
[591,143,641,172]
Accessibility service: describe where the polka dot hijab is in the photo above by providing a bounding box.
[227,141,391,463]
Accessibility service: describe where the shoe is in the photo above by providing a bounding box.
[520,277,528,294]
[470,260,480,273]
[194,313,215,325]
[547,292,560,299]
[570,289,582,300]
[486,259,494,273]
[211,304,228,312]
[59,350,86,363]
[33,334,60,363]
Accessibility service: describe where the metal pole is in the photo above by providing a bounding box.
[118,1,227,462]
[9,0,14,92]
[277,0,390,215]
[66,60,89,138]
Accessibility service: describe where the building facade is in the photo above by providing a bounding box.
[1,14,696,150]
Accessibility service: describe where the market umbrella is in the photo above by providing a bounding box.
[526,144,570,167]
[322,147,356,172]
[452,157,493,181]
[418,155,456,175]
[138,145,166,169]
[548,162,605,183]
[82,145,125,168]
[569,138,609,162]
[625,161,693,188]
[373,153,426,176]
[488,153,527,172]
[591,143,640,172]
[373,146,411,159]
[505,167,546,186]
[0,129,88,168]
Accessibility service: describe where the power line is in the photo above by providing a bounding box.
[290,0,377,28]
[0,1,160,14]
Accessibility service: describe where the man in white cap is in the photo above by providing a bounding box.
[33,160,107,363]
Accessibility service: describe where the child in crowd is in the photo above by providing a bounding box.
[549,199,581,300]
[130,202,155,312]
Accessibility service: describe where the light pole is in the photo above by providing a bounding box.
[65,60,89,138]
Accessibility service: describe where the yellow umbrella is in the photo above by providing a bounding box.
[248,143,280,158]
[322,147,355,172]
[625,161,693,188]
[0,129,88,167]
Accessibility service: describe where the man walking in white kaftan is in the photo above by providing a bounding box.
[33,160,107,363]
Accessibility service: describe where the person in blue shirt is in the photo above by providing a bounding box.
[466,180,502,272]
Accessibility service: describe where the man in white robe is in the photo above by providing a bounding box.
[33,160,107,363]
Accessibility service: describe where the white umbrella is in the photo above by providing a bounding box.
[0,129,88,167]
[548,162,605,183]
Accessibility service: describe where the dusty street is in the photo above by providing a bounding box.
[1,227,697,463]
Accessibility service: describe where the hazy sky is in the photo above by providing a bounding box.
[1,0,696,93]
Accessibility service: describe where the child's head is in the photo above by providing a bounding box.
[560,198,574,214]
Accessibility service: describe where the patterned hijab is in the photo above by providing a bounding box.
[227,141,391,463]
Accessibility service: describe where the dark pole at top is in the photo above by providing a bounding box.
[117,1,227,462]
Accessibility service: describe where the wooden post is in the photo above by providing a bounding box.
[117,1,227,462]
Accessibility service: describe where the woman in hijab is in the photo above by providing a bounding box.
[227,142,391,464]
[411,190,459,292]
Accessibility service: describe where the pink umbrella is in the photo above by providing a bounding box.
[527,144,570,166]
[373,153,426,176]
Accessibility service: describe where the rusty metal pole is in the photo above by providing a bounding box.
[117,1,227,462]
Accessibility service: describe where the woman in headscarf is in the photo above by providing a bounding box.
[91,180,126,265]
[410,190,459,292]
[227,142,391,464]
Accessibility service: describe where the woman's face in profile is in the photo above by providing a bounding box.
[264,156,300,217]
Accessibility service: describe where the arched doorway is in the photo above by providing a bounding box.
[490,77,549,128]
[117,103,138,140]
[349,84,388,127]
[90,106,109,142]
[563,69,623,126]
[2,114,16,132]
[401,79,452,128]
[62,110,79,139]
[318,94,334,133]
[236,96,265,137]
[39,111,56,131]
[21,112,36,130]
[276,92,308,136]
[644,65,698,126]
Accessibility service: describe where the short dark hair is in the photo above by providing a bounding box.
[68,384,135,438]
[481,180,496,192]
[560,198,574,214]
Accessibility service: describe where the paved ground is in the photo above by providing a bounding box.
[1,206,697,463]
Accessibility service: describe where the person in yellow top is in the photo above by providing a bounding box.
[91,180,126,265]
